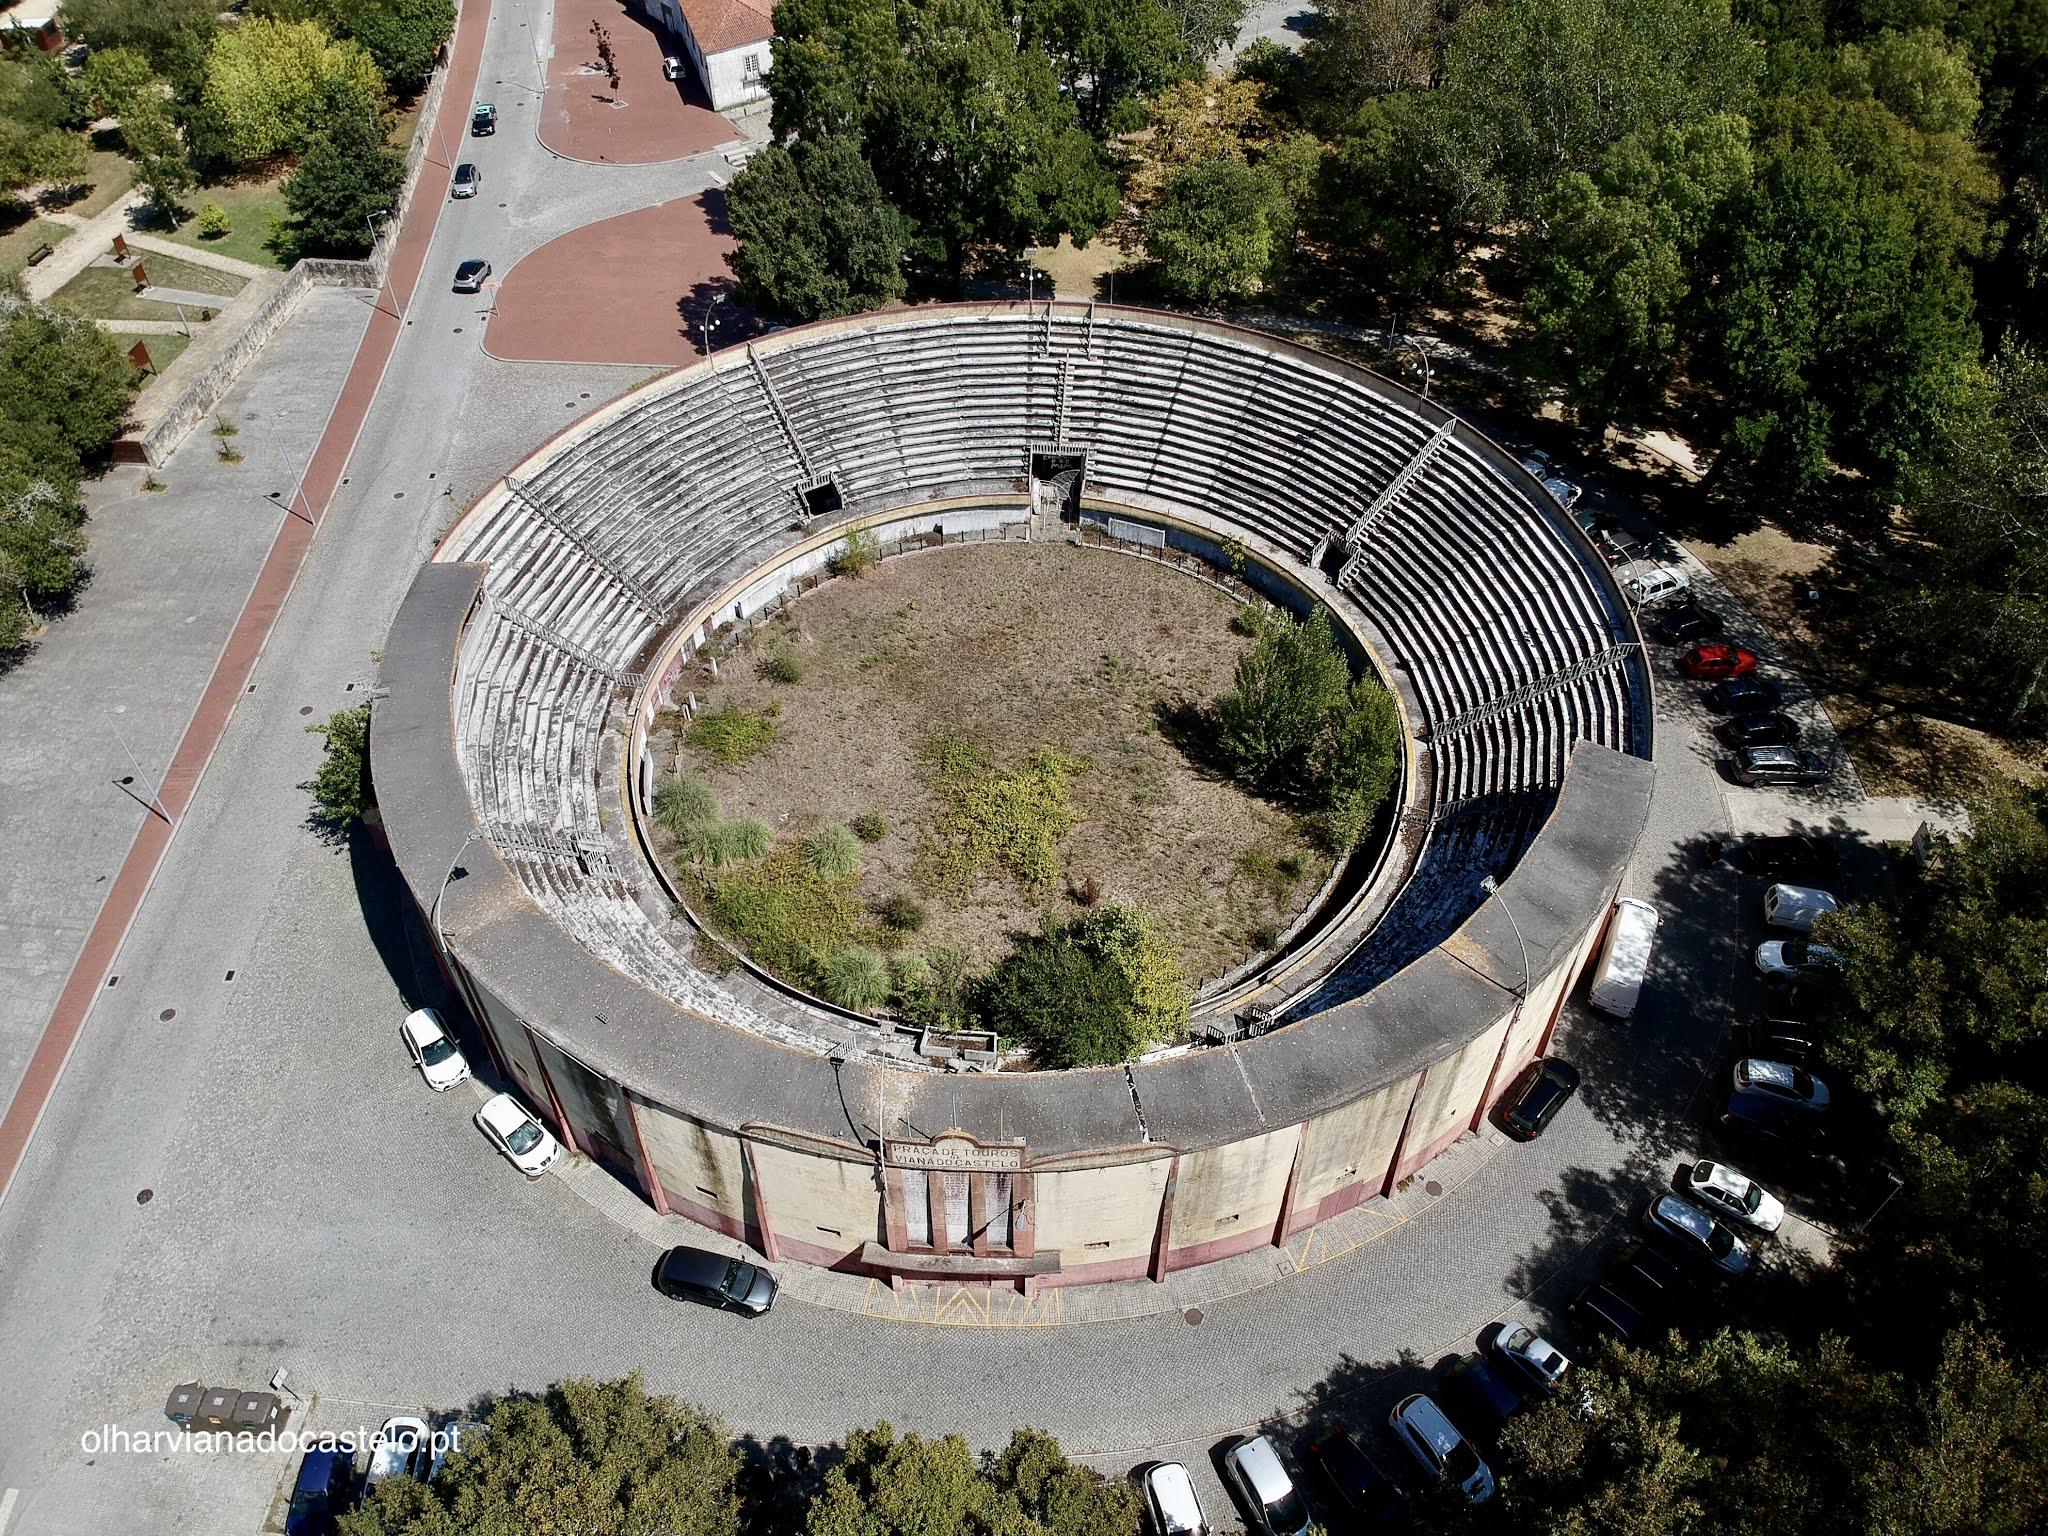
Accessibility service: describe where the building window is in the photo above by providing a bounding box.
[744,52,763,80]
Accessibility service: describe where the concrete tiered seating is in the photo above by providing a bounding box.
[439,305,1649,1020]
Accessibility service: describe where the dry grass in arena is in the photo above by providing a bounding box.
[651,540,1333,985]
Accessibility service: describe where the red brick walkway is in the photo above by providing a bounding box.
[0,3,497,1204]
[484,192,739,366]
[540,0,738,163]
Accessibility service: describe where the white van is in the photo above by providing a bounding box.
[1588,898,1660,1019]
[1763,882,1840,933]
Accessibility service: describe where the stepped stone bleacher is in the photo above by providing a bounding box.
[436,304,1651,1050]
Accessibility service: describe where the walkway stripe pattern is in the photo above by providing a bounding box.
[0,0,496,1207]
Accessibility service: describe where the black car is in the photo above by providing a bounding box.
[1720,712,1802,749]
[1443,1352,1523,1432]
[1300,1427,1404,1527]
[284,1444,353,1536]
[1500,1058,1580,1141]
[1650,605,1725,645]
[470,101,497,135]
[1706,675,1782,713]
[1734,834,1839,879]
[1748,1017,1821,1067]
[1608,1239,1699,1311]
[654,1246,779,1314]
[1732,747,1831,787]
[1720,1090,1825,1155]
[452,258,491,293]
[1570,1280,1653,1343]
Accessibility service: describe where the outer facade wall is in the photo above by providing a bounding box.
[636,1096,753,1241]
[1032,1160,1174,1282]
[467,974,553,1120]
[1166,1126,1299,1268]
[1288,1074,1421,1231]
[533,1035,639,1180]
[748,1140,879,1264]
[1396,1014,1512,1183]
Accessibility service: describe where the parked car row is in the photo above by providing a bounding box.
[450,100,496,291]
[285,1415,485,1535]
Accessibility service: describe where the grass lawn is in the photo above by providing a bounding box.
[0,213,71,283]
[155,177,291,270]
[108,330,192,374]
[51,252,247,322]
[57,149,140,220]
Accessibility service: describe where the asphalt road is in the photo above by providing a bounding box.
[0,2,1874,1531]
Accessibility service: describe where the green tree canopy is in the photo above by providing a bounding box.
[0,52,88,194]
[1879,341,2048,724]
[278,78,406,258]
[339,1375,742,1536]
[58,0,219,85]
[275,0,456,92]
[973,905,1189,1065]
[805,1422,1139,1536]
[0,296,136,476]
[725,135,907,320]
[199,15,386,163]
[1146,155,1293,304]
[769,0,1121,273]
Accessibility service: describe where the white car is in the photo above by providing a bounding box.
[400,1008,470,1091]
[365,1414,431,1492]
[1388,1393,1494,1504]
[1140,1461,1208,1535]
[474,1092,563,1177]
[662,55,682,80]
[1487,1322,1571,1391]
[1755,938,1842,982]
[1645,1193,1753,1276]
[1686,1158,1786,1233]
[1763,882,1840,933]
[1622,563,1691,608]
[1733,1057,1832,1112]
[1219,1434,1310,1536]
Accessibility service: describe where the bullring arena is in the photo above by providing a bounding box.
[370,301,1656,1291]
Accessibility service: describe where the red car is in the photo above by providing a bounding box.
[1679,643,1758,680]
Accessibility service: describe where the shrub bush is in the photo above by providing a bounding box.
[831,526,880,578]
[303,704,370,826]
[897,944,973,1030]
[973,906,1188,1066]
[818,946,891,1010]
[1213,607,1350,792]
[653,770,720,838]
[759,639,803,684]
[197,200,230,238]
[704,845,865,980]
[804,823,862,881]
[684,706,777,765]
[875,892,927,933]
[919,738,1084,896]
[851,809,887,842]
[681,818,772,869]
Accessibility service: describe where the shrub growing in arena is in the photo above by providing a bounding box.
[974,905,1188,1066]
[819,946,891,1011]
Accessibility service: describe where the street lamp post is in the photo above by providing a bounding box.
[108,705,171,824]
[1860,1171,1906,1232]
[701,292,728,358]
[429,829,486,953]
[1024,246,1040,303]
[1471,872,1533,1132]
[367,210,404,321]
[1479,873,1530,997]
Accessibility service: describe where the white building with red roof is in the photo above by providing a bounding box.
[637,0,773,112]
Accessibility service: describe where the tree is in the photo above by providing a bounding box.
[199,15,386,163]
[1213,607,1352,792]
[120,97,196,216]
[278,79,405,258]
[79,45,158,118]
[320,0,456,93]
[726,136,907,320]
[1315,674,1401,850]
[0,297,137,475]
[304,704,371,827]
[1526,114,1754,418]
[1302,0,1449,113]
[0,437,88,658]
[339,1375,743,1536]
[769,0,1121,274]
[1146,156,1292,304]
[1881,341,2048,724]
[1018,0,1212,135]
[0,53,88,195]
[805,1422,1138,1536]
[973,905,1188,1065]
[57,0,219,85]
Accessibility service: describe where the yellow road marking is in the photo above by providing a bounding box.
[859,1278,1067,1327]
[1282,1202,1407,1273]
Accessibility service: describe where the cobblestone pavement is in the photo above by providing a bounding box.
[0,7,1895,1535]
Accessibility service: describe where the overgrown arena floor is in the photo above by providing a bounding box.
[649,540,1338,993]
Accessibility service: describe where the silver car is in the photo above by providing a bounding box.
[1219,1435,1310,1536]
[1388,1393,1494,1504]
[1645,1192,1753,1275]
